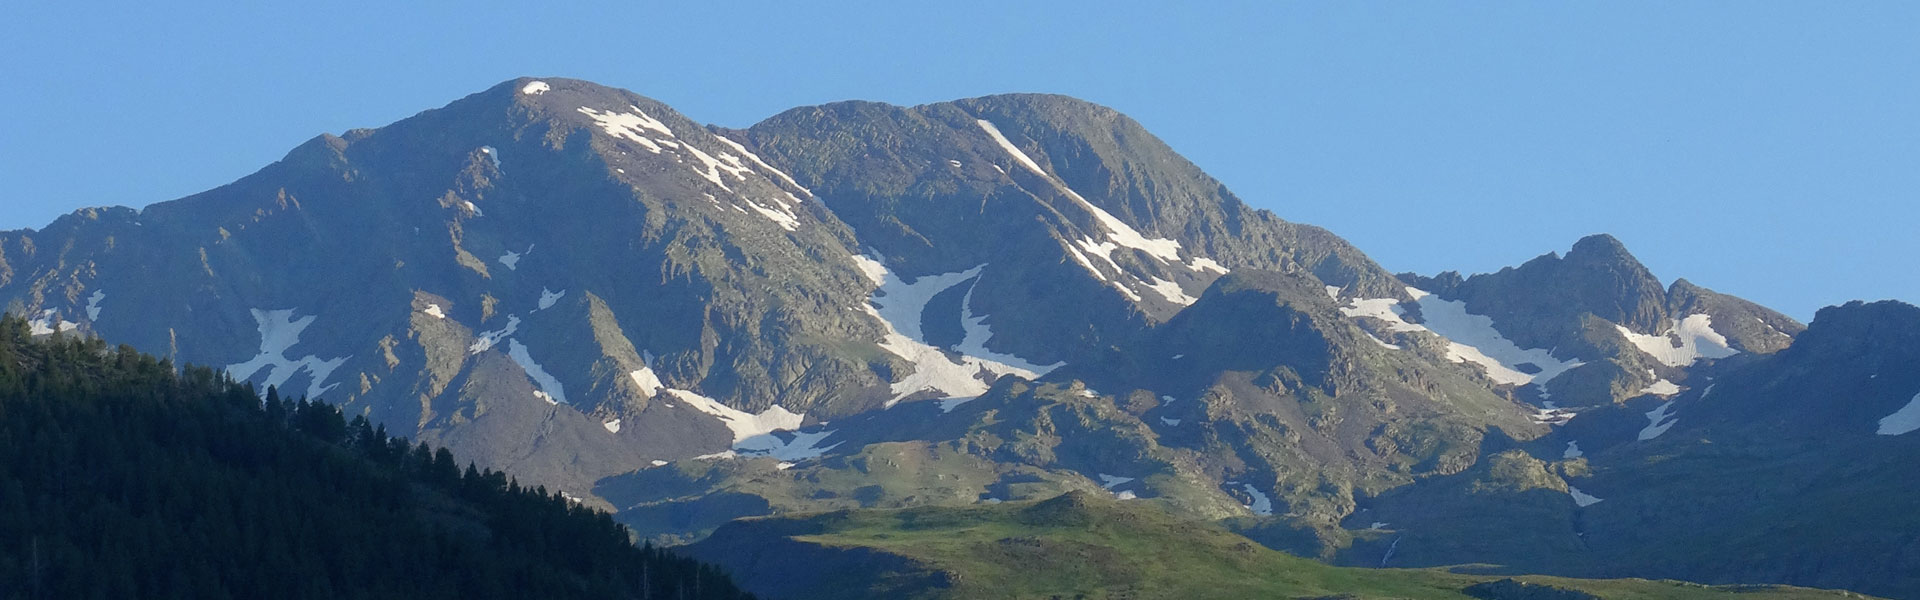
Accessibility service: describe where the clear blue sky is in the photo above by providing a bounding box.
[3,2,1915,321]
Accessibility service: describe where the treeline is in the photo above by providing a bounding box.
[0,315,752,599]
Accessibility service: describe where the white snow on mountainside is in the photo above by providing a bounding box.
[974,118,1224,305]
[1878,392,1920,436]
[1616,314,1739,367]
[664,389,840,460]
[856,256,1061,406]
[226,308,349,400]
[1333,286,1581,394]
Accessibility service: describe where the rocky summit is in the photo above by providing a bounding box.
[4,77,1915,599]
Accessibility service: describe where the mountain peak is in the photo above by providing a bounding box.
[1564,233,1638,265]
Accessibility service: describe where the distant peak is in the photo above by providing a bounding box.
[1566,233,1632,261]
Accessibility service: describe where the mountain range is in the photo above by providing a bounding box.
[4,77,1914,599]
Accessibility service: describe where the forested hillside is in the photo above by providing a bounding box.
[0,315,751,600]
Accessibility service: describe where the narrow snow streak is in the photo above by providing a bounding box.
[507,339,567,405]
[711,135,813,197]
[955,277,1067,374]
[974,119,1218,299]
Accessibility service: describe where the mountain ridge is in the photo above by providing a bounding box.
[3,76,1911,598]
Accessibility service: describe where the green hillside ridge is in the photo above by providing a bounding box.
[684,490,1869,600]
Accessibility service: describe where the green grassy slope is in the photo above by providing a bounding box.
[685,491,1870,600]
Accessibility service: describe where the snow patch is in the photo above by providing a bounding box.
[1617,314,1738,367]
[498,244,533,270]
[666,388,801,441]
[954,276,1066,374]
[85,290,105,321]
[225,308,349,399]
[507,339,567,404]
[1568,486,1604,507]
[1341,288,1582,395]
[650,460,670,467]
[1189,257,1229,274]
[1142,276,1197,306]
[576,106,673,153]
[28,310,78,335]
[1241,484,1274,516]
[1876,392,1920,435]
[1640,378,1681,396]
[862,259,1060,406]
[1097,474,1134,489]
[1638,401,1678,441]
[1531,406,1575,426]
[850,254,888,285]
[1369,522,1390,530]
[976,118,1208,293]
[744,201,800,231]
[1407,288,1583,389]
[520,81,549,95]
[1160,417,1182,426]
[629,367,665,395]
[469,315,521,354]
[938,396,979,413]
[422,304,446,319]
[537,288,566,311]
[737,428,842,461]
[667,387,840,460]
[711,135,812,197]
[604,419,621,434]
[1563,441,1584,459]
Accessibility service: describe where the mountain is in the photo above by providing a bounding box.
[680,490,1865,600]
[1334,299,1920,598]
[0,314,751,600]
[3,76,1913,597]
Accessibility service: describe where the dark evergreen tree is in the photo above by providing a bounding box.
[0,314,752,600]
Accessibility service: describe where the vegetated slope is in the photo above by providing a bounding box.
[683,490,1867,600]
[0,315,750,600]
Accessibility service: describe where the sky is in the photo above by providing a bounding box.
[2,2,1914,321]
